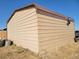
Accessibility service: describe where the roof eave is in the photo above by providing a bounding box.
[7,3,74,24]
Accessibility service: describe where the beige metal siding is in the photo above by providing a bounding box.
[7,6,75,55]
[37,14,75,54]
[7,7,39,53]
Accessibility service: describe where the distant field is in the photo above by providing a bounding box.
[0,43,79,59]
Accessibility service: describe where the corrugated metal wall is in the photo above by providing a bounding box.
[7,7,75,54]
[37,14,75,54]
[7,7,39,53]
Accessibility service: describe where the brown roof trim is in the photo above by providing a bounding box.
[7,11,16,23]
[7,3,74,23]
[7,4,35,23]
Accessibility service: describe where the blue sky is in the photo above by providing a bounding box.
[0,0,79,30]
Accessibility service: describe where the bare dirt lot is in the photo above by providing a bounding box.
[0,43,79,59]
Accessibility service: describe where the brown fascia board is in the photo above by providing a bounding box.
[7,3,74,23]
[7,4,35,23]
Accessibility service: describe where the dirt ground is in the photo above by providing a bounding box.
[0,45,40,59]
[0,43,79,59]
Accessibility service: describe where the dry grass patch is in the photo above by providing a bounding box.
[0,43,79,59]
[0,45,40,59]
[49,43,79,59]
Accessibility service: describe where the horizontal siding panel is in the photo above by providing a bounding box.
[38,22,74,28]
[38,18,67,25]
[19,39,38,44]
[15,12,37,23]
[17,29,37,31]
[8,7,39,53]
[38,21,66,26]
[17,26,37,31]
[39,37,73,48]
[38,26,73,30]
[8,10,36,25]
[17,30,38,33]
[11,9,36,21]
[17,32,74,34]
[38,34,74,39]
[15,8,36,15]
[38,13,74,54]
[16,23,37,29]
[38,14,67,23]
[16,17,37,26]
[38,35,74,39]
[38,30,74,33]
[40,38,73,46]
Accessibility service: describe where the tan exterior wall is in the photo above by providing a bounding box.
[0,31,7,39]
[7,7,75,55]
[7,7,39,53]
[37,14,75,54]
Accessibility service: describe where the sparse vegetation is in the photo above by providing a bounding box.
[0,43,79,59]
[0,45,40,59]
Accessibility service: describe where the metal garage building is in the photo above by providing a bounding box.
[7,4,75,54]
